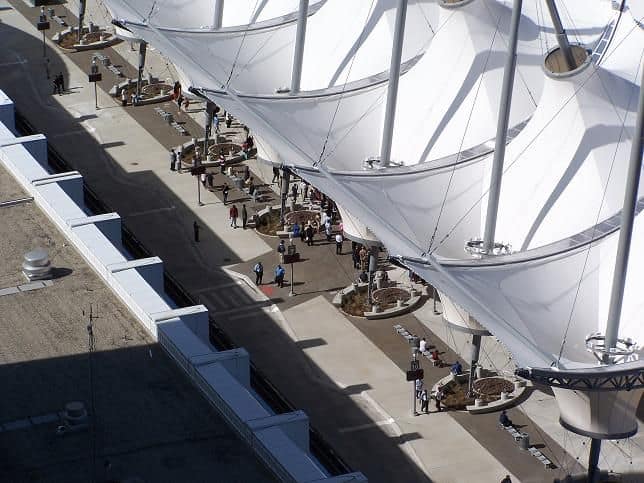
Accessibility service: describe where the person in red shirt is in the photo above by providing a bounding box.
[229,204,239,228]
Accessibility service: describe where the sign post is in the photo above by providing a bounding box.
[88,59,102,110]
[37,8,50,60]
[406,350,423,417]
[190,165,206,206]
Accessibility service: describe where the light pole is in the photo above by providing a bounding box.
[88,58,102,110]
[36,7,50,75]
[406,349,422,417]
[289,262,295,297]
[288,234,296,296]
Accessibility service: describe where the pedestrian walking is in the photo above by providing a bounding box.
[207,172,214,189]
[434,386,444,412]
[305,223,314,246]
[121,89,128,107]
[335,233,343,254]
[219,154,226,174]
[277,239,286,263]
[226,112,233,128]
[299,222,306,242]
[170,148,177,171]
[500,476,512,483]
[291,183,298,202]
[176,151,183,173]
[359,246,368,271]
[302,181,309,201]
[325,219,332,242]
[253,261,264,285]
[213,114,220,133]
[241,204,248,229]
[274,264,286,288]
[57,72,65,93]
[415,379,423,400]
[352,248,360,269]
[229,204,239,228]
[193,221,200,242]
[222,183,230,205]
[421,389,429,414]
[272,166,280,184]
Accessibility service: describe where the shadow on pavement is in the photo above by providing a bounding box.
[0,10,432,483]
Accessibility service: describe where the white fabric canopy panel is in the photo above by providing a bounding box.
[105,0,436,94]
[103,0,308,30]
[199,0,614,172]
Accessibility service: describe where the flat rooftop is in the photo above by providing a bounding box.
[0,164,274,482]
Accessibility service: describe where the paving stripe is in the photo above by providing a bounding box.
[0,280,53,297]
[338,418,396,434]
[125,206,176,218]
[1,412,60,432]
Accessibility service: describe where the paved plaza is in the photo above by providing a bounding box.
[1,1,642,482]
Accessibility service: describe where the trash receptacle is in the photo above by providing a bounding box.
[518,432,530,450]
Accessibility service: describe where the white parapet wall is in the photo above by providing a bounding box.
[0,90,364,483]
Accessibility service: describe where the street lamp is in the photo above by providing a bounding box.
[190,164,206,206]
[88,58,102,110]
[36,7,50,67]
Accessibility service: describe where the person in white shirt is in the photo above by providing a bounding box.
[335,233,343,254]
[419,337,428,353]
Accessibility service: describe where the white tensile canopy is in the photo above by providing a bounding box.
[102,0,644,372]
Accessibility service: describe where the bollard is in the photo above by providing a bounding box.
[396,299,404,308]
[501,391,509,401]
[518,433,530,450]
[474,398,485,408]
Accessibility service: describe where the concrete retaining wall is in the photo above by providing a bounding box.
[0,90,364,483]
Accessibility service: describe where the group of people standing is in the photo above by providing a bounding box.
[415,379,445,414]
[252,261,286,288]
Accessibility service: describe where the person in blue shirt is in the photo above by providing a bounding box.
[451,360,463,376]
[274,265,286,288]
[292,223,300,237]
[499,410,513,428]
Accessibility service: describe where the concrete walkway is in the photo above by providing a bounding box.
[4,2,632,482]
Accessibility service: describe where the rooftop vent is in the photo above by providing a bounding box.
[22,248,52,281]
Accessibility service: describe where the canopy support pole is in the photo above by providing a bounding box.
[290,0,309,94]
[280,167,290,225]
[213,0,224,30]
[483,0,522,254]
[136,41,147,103]
[588,438,602,483]
[604,62,644,358]
[78,0,87,42]
[467,334,482,396]
[379,0,408,167]
[544,0,576,71]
